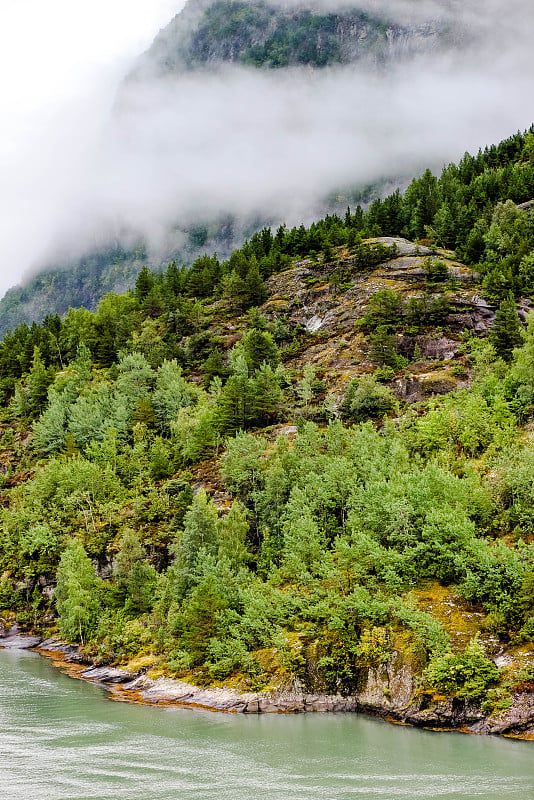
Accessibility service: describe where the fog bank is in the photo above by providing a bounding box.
[1,0,532,297]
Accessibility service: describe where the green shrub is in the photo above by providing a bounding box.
[341,376,395,422]
[424,635,500,701]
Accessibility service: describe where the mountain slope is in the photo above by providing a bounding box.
[0,0,457,335]
[1,128,534,735]
[133,0,445,76]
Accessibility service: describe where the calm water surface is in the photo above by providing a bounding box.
[0,648,533,800]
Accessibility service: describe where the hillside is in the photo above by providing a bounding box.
[132,0,446,77]
[0,216,262,337]
[0,0,458,336]
[2,128,534,735]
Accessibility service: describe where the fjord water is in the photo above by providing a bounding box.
[1,649,533,800]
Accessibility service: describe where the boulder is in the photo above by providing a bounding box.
[82,665,140,684]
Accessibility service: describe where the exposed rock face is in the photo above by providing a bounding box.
[106,664,534,738]
[447,296,496,334]
[133,0,447,79]
[258,238,494,403]
[122,674,359,712]
[356,652,418,711]
[0,624,42,649]
[28,638,534,736]
[401,697,485,730]
[37,637,91,664]
[397,334,459,360]
[263,241,490,340]
[82,665,140,684]
[472,692,534,736]
[0,635,43,649]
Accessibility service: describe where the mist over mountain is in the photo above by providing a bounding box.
[0,0,532,331]
[131,0,445,76]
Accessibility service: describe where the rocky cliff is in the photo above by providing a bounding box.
[133,0,446,77]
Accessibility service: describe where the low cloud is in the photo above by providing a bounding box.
[1,0,533,297]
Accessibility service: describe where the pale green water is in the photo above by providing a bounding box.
[0,649,533,800]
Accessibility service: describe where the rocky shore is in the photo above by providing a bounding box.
[1,628,533,738]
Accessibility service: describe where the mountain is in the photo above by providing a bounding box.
[0,0,458,335]
[0,217,258,336]
[132,0,446,76]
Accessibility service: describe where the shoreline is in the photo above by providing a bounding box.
[2,630,534,739]
[35,637,361,715]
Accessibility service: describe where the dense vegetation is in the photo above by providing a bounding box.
[144,0,435,74]
[1,128,534,708]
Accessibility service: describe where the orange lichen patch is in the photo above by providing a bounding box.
[36,648,89,681]
[504,730,534,740]
[412,584,486,652]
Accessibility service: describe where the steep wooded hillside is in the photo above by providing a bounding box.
[2,129,534,735]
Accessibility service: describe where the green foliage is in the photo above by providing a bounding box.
[153,359,196,434]
[68,384,130,449]
[242,8,341,68]
[172,489,219,599]
[425,258,449,285]
[171,399,218,465]
[341,376,395,421]
[55,540,102,643]
[240,329,279,372]
[217,501,250,569]
[407,390,514,457]
[424,635,500,701]
[281,486,327,582]
[113,529,157,613]
[491,297,524,361]
[220,431,266,494]
[3,126,534,703]
[215,347,281,434]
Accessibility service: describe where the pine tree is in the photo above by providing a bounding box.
[27,346,52,416]
[245,257,268,307]
[241,329,279,372]
[32,388,68,454]
[73,342,92,383]
[135,266,155,301]
[113,529,156,613]
[179,572,228,663]
[492,296,524,361]
[221,269,248,310]
[175,489,219,598]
